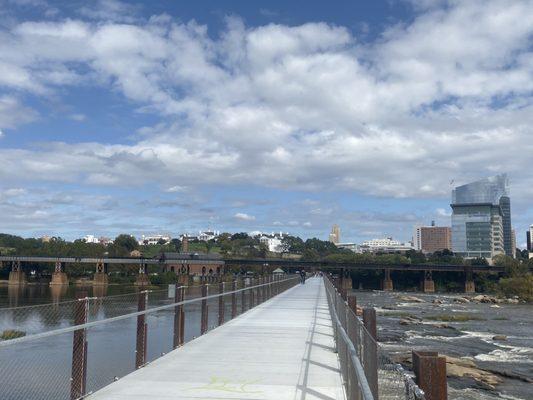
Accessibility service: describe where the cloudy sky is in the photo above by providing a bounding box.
[0,0,532,244]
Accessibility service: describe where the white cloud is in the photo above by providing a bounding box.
[436,208,452,217]
[0,0,531,206]
[165,185,186,193]
[68,113,86,121]
[234,213,255,221]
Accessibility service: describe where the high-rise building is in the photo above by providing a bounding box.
[329,224,340,244]
[527,225,533,252]
[451,174,512,259]
[413,223,451,254]
[511,229,516,258]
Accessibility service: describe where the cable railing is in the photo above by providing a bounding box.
[0,275,299,400]
[324,275,426,400]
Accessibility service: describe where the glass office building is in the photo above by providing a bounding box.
[451,174,512,259]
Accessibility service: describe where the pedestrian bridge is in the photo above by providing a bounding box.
[0,275,435,400]
[90,278,345,399]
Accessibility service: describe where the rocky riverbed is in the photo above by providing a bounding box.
[352,290,533,400]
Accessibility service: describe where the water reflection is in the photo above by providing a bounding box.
[50,284,68,304]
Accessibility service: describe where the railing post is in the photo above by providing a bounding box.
[179,286,185,345]
[362,308,379,400]
[71,291,88,400]
[201,284,208,334]
[412,351,448,400]
[173,284,184,349]
[231,280,237,318]
[218,281,225,326]
[135,290,148,369]
[241,278,247,312]
[250,278,255,307]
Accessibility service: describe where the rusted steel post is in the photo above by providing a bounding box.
[71,291,88,400]
[258,276,263,303]
[179,286,185,346]
[241,278,247,312]
[347,294,357,315]
[218,281,225,326]
[363,308,379,399]
[173,284,184,349]
[231,280,237,318]
[135,291,148,369]
[412,351,447,400]
[178,285,185,346]
[250,278,255,308]
[201,284,208,334]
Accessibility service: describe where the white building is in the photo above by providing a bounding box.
[259,233,285,253]
[360,237,414,253]
[198,230,220,241]
[139,234,171,245]
[82,235,100,244]
[336,243,361,253]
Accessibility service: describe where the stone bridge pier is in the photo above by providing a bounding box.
[50,261,69,285]
[382,269,393,291]
[421,270,435,293]
[464,266,475,293]
[135,262,150,287]
[8,261,26,286]
[93,260,109,286]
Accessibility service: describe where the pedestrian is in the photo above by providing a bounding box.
[300,270,306,284]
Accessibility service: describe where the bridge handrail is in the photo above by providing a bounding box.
[0,276,299,348]
[323,275,426,400]
[325,278,375,400]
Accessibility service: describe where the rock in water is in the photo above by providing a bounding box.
[492,335,507,341]
[398,295,425,303]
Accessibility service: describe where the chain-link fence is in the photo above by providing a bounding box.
[324,275,426,400]
[0,275,299,400]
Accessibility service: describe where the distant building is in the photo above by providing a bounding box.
[360,237,414,253]
[527,225,533,252]
[413,222,451,254]
[259,233,284,252]
[511,229,516,257]
[83,235,100,244]
[40,235,51,243]
[198,230,220,241]
[336,243,361,253]
[139,234,171,245]
[451,174,511,259]
[329,224,340,244]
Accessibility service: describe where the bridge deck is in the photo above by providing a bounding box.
[88,277,345,400]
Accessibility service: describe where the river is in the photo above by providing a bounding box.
[352,289,533,400]
[0,283,227,400]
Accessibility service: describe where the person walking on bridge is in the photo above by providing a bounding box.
[299,270,306,284]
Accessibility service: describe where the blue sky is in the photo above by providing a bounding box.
[0,0,532,244]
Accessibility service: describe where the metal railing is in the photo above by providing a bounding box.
[0,275,299,400]
[324,275,426,400]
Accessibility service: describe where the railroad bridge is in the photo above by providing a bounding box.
[0,254,518,294]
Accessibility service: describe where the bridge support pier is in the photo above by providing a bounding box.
[382,269,393,291]
[8,261,26,286]
[50,262,69,286]
[464,266,475,293]
[464,280,475,293]
[93,261,108,286]
[422,270,435,293]
[135,263,150,287]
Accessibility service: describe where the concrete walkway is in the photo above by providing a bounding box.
[89,277,345,400]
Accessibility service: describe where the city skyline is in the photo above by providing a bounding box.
[1,1,532,245]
